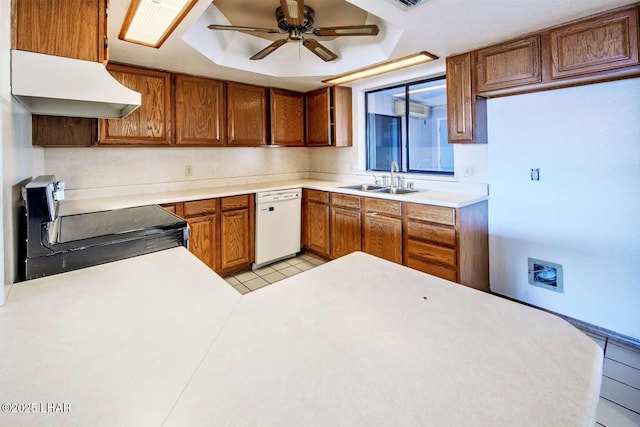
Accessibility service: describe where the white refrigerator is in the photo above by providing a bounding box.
[487,77,640,340]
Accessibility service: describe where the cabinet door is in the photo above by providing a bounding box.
[303,199,330,257]
[227,82,267,146]
[476,35,542,92]
[305,88,331,146]
[220,209,252,271]
[549,9,640,80]
[363,214,403,264]
[187,215,217,270]
[175,75,226,146]
[32,116,96,147]
[270,88,304,146]
[333,86,353,147]
[331,206,361,259]
[13,0,107,62]
[99,65,172,145]
[446,53,487,144]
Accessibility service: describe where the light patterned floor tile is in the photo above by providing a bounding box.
[288,257,307,266]
[225,277,241,286]
[234,271,259,282]
[280,266,302,277]
[270,261,293,271]
[262,271,287,284]
[296,261,316,271]
[307,257,326,266]
[253,266,276,276]
[244,277,269,291]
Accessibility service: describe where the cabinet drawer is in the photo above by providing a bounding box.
[405,203,455,225]
[331,193,361,209]
[406,239,456,268]
[406,221,456,247]
[364,198,402,217]
[184,199,218,217]
[221,194,250,211]
[407,257,457,282]
[306,189,329,203]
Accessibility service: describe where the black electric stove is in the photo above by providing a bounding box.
[21,176,189,280]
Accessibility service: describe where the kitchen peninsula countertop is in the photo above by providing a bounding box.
[59,179,488,216]
[1,249,601,426]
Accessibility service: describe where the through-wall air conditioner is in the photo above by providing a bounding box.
[394,99,430,118]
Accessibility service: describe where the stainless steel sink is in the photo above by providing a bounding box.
[340,184,385,191]
[373,187,422,195]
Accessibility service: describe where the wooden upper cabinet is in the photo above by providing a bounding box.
[32,116,97,147]
[446,53,487,144]
[175,75,226,146]
[99,64,172,146]
[270,89,304,146]
[12,0,108,63]
[305,88,330,146]
[476,35,542,93]
[548,8,640,80]
[226,82,267,146]
[305,86,352,146]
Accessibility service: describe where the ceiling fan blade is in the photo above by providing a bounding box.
[250,39,288,60]
[302,39,338,62]
[279,0,305,26]
[208,24,280,34]
[313,25,380,37]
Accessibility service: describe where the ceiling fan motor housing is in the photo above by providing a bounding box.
[276,5,315,34]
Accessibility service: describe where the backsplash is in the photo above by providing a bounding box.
[43,146,311,192]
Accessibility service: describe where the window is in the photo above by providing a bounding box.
[366,76,453,175]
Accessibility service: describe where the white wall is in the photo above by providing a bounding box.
[488,78,640,340]
[1,0,45,297]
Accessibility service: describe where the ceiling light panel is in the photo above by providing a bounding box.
[323,51,438,85]
[120,0,197,48]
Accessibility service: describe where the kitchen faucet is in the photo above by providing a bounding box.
[390,161,399,188]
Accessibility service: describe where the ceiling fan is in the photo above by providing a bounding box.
[207,0,380,61]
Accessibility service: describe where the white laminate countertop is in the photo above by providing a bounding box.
[1,249,602,426]
[59,179,488,216]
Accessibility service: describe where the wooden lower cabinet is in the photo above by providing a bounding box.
[302,190,330,258]
[330,193,361,259]
[177,195,253,275]
[362,198,403,264]
[403,201,488,291]
[187,214,218,270]
[219,195,254,275]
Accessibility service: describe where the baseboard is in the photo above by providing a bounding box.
[489,291,640,352]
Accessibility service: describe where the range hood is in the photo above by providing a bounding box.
[11,50,141,119]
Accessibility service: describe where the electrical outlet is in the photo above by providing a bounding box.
[463,164,477,178]
[530,168,540,181]
[185,165,193,177]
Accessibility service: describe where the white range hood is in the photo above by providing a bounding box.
[11,50,141,119]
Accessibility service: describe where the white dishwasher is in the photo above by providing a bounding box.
[254,188,302,269]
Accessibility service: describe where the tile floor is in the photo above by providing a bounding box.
[224,253,325,294]
[225,257,639,425]
[587,333,640,427]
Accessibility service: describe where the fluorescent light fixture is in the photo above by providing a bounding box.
[392,84,446,97]
[119,0,197,48]
[322,51,438,85]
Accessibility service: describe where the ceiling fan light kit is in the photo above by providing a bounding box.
[207,0,380,61]
[322,51,439,85]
